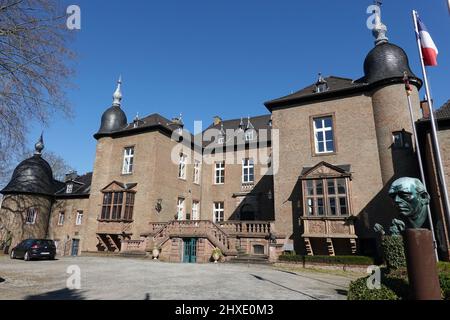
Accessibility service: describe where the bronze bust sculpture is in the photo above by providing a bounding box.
[388,177,430,229]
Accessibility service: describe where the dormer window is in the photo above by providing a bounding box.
[218,136,225,144]
[392,130,412,149]
[245,130,255,141]
[66,184,73,194]
[315,73,329,93]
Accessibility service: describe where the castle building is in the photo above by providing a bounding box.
[1,8,449,262]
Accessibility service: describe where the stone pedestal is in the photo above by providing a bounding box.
[404,229,441,300]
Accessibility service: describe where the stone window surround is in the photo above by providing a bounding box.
[213,201,224,223]
[100,190,136,222]
[122,146,135,175]
[310,113,338,156]
[25,207,37,225]
[214,161,225,185]
[76,210,83,226]
[302,177,351,217]
[58,211,65,226]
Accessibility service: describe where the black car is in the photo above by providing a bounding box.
[10,239,56,261]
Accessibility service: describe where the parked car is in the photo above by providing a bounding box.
[10,239,56,261]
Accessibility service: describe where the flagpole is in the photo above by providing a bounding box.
[413,10,450,252]
[404,73,439,261]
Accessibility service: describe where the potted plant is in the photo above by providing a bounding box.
[152,245,160,260]
[211,247,222,263]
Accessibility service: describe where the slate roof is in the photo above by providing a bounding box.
[55,172,92,197]
[435,100,450,120]
[203,114,272,149]
[264,76,367,111]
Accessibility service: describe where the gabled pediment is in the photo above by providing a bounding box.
[101,181,137,192]
[300,162,351,179]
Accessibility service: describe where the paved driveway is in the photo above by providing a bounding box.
[0,255,351,300]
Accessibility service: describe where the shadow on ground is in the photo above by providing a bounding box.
[250,274,319,300]
[25,288,85,300]
[0,277,5,283]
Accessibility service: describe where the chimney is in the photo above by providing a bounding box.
[64,170,78,182]
[213,116,222,126]
[420,100,431,119]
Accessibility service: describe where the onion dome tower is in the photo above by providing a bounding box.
[94,77,128,139]
[1,134,55,196]
[365,1,422,185]
[0,134,55,245]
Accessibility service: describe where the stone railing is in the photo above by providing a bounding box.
[300,217,356,238]
[121,239,145,252]
[241,183,254,192]
[217,221,272,237]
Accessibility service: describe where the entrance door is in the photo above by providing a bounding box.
[183,238,197,263]
[71,239,80,256]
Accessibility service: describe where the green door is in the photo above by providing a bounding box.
[183,238,197,263]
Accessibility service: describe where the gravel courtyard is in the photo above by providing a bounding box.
[0,255,352,300]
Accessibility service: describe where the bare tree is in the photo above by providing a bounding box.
[0,0,75,179]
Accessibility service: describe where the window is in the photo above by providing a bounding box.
[124,192,135,221]
[177,198,185,220]
[25,208,37,224]
[192,200,200,220]
[76,211,83,225]
[313,116,335,154]
[213,202,224,223]
[303,178,349,217]
[178,153,187,179]
[245,130,255,141]
[111,192,123,220]
[58,212,65,226]
[122,147,134,174]
[66,184,73,194]
[101,191,135,221]
[193,160,201,184]
[214,161,225,184]
[392,130,412,149]
[242,158,255,183]
[217,136,225,144]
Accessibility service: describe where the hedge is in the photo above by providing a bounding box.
[347,276,399,300]
[348,266,450,300]
[278,254,375,266]
[381,235,406,270]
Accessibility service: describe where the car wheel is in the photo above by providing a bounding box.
[10,250,15,259]
[24,251,30,261]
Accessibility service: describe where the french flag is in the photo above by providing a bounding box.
[417,17,439,66]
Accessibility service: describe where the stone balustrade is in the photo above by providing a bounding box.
[121,239,145,252]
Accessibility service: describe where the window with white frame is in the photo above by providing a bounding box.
[245,130,255,141]
[313,116,335,154]
[177,198,185,220]
[76,211,83,225]
[193,160,201,184]
[66,184,73,194]
[214,161,225,184]
[242,158,255,183]
[122,147,135,174]
[217,136,225,144]
[303,178,349,217]
[192,200,200,221]
[25,208,37,225]
[213,202,224,223]
[178,153,187,179]
[58,212,65,225]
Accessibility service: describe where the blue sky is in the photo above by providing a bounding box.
[29,0,449,174]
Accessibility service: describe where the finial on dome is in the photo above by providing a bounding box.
[112,76,122,107]
[372,1,388,46]
[34,132,44,155]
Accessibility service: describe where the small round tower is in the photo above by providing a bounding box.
[366,4,422,185]
[0,135,55,247]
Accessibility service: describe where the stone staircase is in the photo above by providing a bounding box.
[228,244,271,265]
